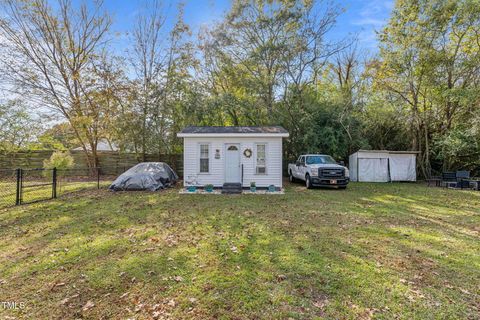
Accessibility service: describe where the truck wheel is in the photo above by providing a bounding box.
[289,171,296,183]
[305,174,313,189]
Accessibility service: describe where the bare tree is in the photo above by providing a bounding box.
[329,43,365,150]
[129,0,166,160]
[0,0,112,168]
[126,1,195,158]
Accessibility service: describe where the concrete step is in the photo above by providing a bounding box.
[223,183,242,187]
[221,189,242,194]
[222,183,242,194]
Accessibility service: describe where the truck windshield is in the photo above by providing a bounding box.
[306,155,337,165]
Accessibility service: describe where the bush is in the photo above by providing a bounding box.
[43,151,75,172]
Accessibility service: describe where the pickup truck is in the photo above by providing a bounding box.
[288,154,350,189]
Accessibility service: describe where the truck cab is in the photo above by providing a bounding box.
[288,154,350,189]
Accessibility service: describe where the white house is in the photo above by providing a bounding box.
[349,150,418,182]
[177,126,289,189]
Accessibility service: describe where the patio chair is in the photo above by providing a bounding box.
[426,175,442,187]
[441,172,457,188]
[471,179,480,191]
[456,171,470,189]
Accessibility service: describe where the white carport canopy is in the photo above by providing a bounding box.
[349,150,418,182]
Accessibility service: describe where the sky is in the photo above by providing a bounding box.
[102,0,394,55]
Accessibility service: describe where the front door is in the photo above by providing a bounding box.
[225,144,241,183]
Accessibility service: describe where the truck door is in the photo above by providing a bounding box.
[299,156,306,178]
[294,156,302,178]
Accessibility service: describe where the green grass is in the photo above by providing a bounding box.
[0,182,479,319]
[0,179,113,209]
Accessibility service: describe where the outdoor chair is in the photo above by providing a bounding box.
[426,175,442,187]
[441,172,457,188]
[456,171,471,189]
[471,179,480,191]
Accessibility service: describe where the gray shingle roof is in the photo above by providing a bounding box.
[179,126,288,134]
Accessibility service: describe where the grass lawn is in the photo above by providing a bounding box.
[0,182,479,319]
[0,180,113,209]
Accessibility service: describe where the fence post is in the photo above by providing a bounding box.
[97,167,100,189]
[15,168,21,205]
[52,167,57,199]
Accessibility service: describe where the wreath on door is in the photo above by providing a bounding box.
[243,148,252,158]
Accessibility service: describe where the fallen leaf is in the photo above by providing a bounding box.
[277,274,287,282]
[313,296,329,309]
[134,303,144,312]
[82,300,95,312]
[460,288,471,295]
[50,282,66,291]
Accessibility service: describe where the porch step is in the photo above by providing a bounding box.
[222,183,242,194]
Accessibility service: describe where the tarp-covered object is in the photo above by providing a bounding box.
[109,162,178,191]
[358,158,389,182]
[349,150,418,182]
[388,154,416,181]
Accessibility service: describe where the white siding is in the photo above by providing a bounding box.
[182,137,283,188]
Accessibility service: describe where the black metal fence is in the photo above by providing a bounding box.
[0,167,126,210]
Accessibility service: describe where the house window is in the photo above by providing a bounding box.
[200,144,209,173]
[256,144,266,174]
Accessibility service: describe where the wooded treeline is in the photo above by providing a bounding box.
[0,0,479,177]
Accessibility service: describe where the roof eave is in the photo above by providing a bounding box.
[177,132,289,138]
[356,150,420,154]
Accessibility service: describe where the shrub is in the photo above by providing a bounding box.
[43,151,75,174]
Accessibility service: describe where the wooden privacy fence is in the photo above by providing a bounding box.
[0,151,183,177]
